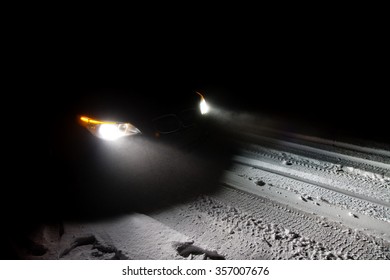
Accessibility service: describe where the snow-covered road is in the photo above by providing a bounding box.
[12,123,390,260]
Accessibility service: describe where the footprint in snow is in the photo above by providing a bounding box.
[348,212,359,218]
[256,180,266,186]
[173,241,225,260]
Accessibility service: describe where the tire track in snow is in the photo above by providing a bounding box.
[242,126,390,159]
[152,189,390,260]
[211,187,390,259]
[235,144,390,204]
[230,163,390,224]
[232,156,390,209]
[237,132,390,170]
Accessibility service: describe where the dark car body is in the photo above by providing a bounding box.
[51,88,208,151]
[24,87,233,220]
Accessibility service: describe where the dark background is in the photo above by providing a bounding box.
[10,16,388,146]
[38,39,387,144]
[7,4,388,144]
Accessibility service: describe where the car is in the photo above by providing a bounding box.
[19,86,234,222]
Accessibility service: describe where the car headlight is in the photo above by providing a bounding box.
[196,91,210,115]
[79,116,141,141]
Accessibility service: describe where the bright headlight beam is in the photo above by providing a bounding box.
[79,116,141,141]
[99,124,123,141]
[200,98,210,115]
[196,91,210,115]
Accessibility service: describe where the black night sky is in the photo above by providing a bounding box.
[37,37,387,144]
